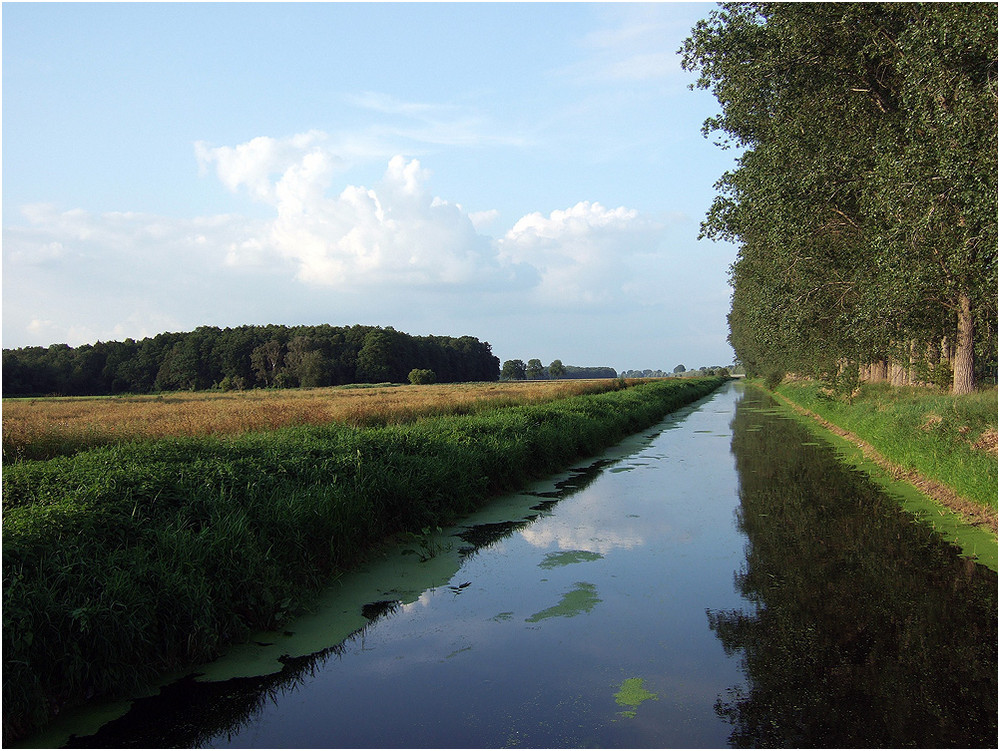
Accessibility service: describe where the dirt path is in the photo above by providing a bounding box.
[772,391,999,536]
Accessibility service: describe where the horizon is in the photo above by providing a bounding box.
[3,2,740,369]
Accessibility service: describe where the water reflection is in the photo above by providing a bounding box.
[711,387,998,748]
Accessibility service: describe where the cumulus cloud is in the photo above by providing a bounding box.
[4,132,676,350]
[196,134,523,289]
[195,130,339,203]
[499,200,664,306]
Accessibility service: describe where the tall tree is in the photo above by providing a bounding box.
[502,359,527,381]
[682,2,997,393]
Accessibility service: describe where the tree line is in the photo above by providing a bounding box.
[500,359,617,381]
[620,366,732,378]
[2,324,501,396]
[682,3,997,394]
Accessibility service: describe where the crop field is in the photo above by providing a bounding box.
[2,379,636,461]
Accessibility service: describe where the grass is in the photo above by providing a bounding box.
[2,380,633,462]
[774,381,998,515]
[2,377,726,744]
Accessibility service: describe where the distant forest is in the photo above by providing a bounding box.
[1,324,501,397]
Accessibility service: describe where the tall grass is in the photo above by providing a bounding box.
[2,380,631,461]
[2,377,726,743]
[775,381,998,513]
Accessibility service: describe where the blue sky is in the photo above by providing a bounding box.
[3,2,739,371]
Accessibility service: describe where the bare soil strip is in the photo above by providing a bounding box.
[772,391,999,536]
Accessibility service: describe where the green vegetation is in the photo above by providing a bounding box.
[620,365,733,378]
[682,3,997,394]
[407,368,436,385]
[614,677,659,719]
[2,377,726,744]
[525,582,601,623]
[775,381,998,516]
[501,359,527,380]
[1,323,500,396]
[501,359,617,381]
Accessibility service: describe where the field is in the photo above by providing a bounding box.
[2,379,629,461]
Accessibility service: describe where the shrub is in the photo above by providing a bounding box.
[408,368,437,385]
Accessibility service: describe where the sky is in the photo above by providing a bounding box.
[2,1,740,372]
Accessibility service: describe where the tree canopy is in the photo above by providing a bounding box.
[2,324,500,396]
[682,2,997,393]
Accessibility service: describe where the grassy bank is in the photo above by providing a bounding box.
[773,381,998,526]
[2,377,725,743]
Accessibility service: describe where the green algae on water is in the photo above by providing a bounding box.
[614,677,659,719]
[525,582,601,622]
[538,550,603,569]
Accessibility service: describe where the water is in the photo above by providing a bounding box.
[29,383,998,748]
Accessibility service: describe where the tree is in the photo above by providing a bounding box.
[673,364,686,374]
[251,340,285,387]
[549,359,566,378]
[408,368,436,385]
[355,330,396,383]
[285,336,332,388]
[682,3,997,393]
[501,359,527,381]
[526,358,545,379]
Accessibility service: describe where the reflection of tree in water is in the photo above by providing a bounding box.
[710,388,997,748]
[67,458,614,748]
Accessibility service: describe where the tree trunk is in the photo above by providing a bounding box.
[870,358,888,382]
[890,359,906,386]
[940,336,953,366]
[952,292,975,395]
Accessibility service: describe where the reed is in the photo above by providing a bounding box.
[2,377,726,743]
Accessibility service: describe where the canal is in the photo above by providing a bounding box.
[27,382,997,748]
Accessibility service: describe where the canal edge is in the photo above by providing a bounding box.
[766,388,998,571]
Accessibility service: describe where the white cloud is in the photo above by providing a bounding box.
[499,200,664,306]
[197,135,522,290]
[195,130,339,203]
[3,203,274,346]
[469,209,500,231]
[347,91,459,118]
[3,135,680,354]
[345,92,528,150]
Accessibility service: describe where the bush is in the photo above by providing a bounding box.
[408,368,437,385]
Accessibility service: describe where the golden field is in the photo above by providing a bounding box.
[3,380,635,460]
